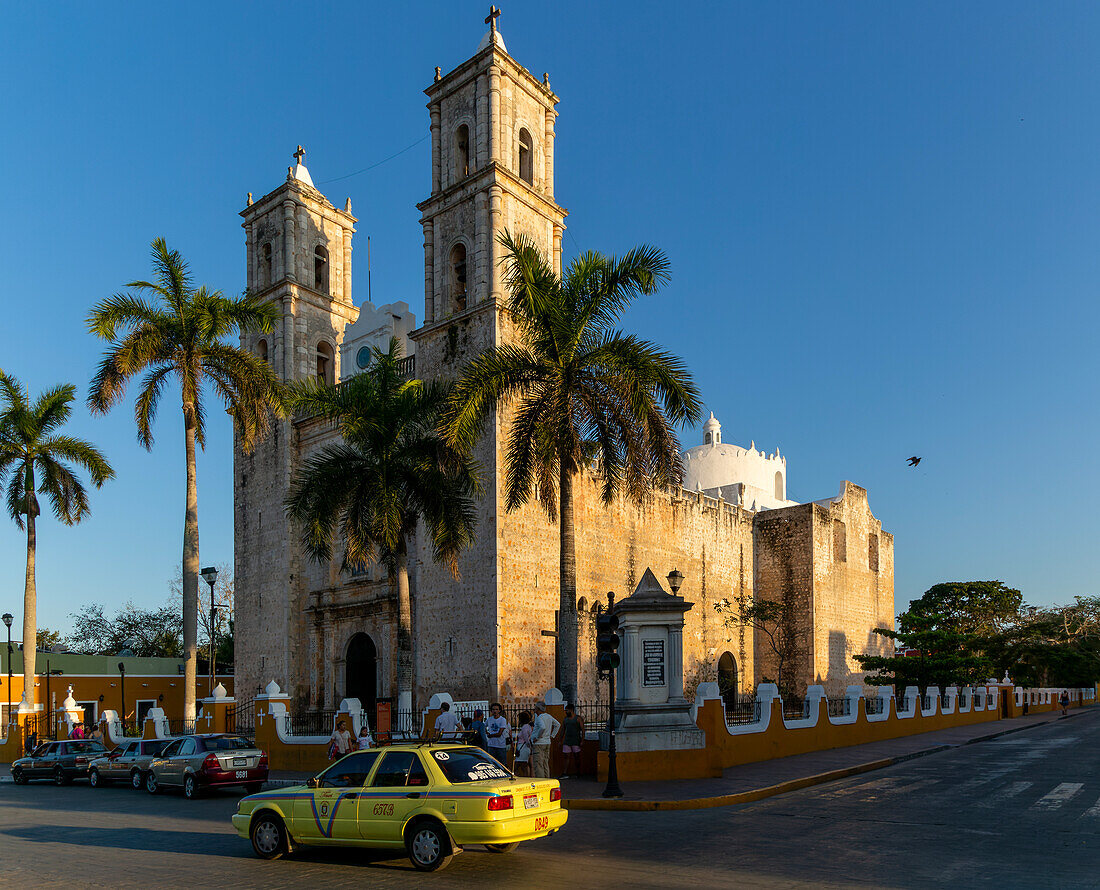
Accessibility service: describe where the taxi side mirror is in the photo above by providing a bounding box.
[306,777,319,788]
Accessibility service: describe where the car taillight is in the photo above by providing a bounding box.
[487,795,513,811]
[201,753,220,773]
[550,787,562,802]
[259,752,268,768]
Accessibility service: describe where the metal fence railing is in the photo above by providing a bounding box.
[226,699,255,739]
[167,719,196,736]
[864,697,886,715]
[725,699,761,726]
[827,699,849,718]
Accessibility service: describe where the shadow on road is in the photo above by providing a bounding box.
[0,825,246,857]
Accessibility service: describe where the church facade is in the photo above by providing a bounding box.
[233,19,895,714]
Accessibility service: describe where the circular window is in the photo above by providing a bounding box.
[356,346,371,370]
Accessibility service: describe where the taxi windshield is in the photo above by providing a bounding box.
[431,748,513,784]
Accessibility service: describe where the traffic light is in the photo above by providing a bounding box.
[596,608,620,674]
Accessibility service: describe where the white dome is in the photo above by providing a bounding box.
[681,416,792,510]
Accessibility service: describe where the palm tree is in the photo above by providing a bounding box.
[0,373,114,710]
[87,238,282,720]
[445,232,702,705]
[285,339,480,714]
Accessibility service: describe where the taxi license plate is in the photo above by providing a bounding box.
[233,758,247,767]
[524,794,539,810]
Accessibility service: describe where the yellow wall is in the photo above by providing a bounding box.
[0,672,234,723]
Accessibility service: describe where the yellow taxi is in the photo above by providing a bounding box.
[232,744,567,871]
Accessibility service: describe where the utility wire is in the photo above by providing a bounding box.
[317,135,430,185]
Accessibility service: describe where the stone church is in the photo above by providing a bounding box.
[233,17,895,714]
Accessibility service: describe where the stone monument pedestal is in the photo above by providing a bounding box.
[605,568,705,753]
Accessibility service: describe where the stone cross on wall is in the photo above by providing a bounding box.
[485,5,500,32]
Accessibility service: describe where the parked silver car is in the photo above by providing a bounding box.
[145,734,268,799]
[88,738,173,789]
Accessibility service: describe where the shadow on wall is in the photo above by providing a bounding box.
[824,629,848,693]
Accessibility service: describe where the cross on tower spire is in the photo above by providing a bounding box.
[485,5,500,32]
[293,145,306,165]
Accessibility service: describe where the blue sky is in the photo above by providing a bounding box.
[2,2,1098,634]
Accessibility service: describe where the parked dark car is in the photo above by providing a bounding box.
[145,734,268,799]
[12,740,108,785]
[88,738,173,789]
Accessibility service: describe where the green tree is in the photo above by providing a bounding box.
[67,601,183,657]
[36,628,65,652]
[854,609,994,694]
[716,595,799,697]
[0,372,113,708]
[285,339,480,713]
[87,238,281,719]
[445,232,701,704]
[912,581,1023,636]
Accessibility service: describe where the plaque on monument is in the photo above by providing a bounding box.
[642,639,665,687]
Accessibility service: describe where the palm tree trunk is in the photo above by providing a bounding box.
[558,462,579,706]
[395,544,413,714]
[182,410,200,721]
[21,509,36,712]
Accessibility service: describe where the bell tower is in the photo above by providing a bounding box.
[411,6,567,378]
[408,9,568,703]
[235,148,359,705]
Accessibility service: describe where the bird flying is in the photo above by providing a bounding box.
[907,456,921,467]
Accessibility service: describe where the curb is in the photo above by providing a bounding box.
[564,712,1084,812]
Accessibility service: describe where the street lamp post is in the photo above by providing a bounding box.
[2,613,12,727]
[200,566,218,696]
[117,661,126,733]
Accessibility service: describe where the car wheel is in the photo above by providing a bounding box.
[11,768,26,785]
[406,820,454,872]
[131,770,144,790]
[183,774,200,800]
[250,812,289,860]
[145,771,159,794]
[89,768,101,788]
[485,842,519,853]
[54,767,70,787]
[244,782,264,794]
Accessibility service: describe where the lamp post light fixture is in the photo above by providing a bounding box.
[667,569,684,595]
[200,566,218,696]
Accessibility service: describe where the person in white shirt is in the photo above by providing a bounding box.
[356,724,374,749]
[433,701,462,740]
[531,702,561,778]
[486,702,511,765]
[329,720,353,761]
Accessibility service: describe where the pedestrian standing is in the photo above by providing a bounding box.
[486,702,511,765]
[1060,691,1070,716]
[469,708,490,753]
[560,705,584,779]
[89,723,103,744]
[513,711,534,777]
[531,702,561,779]
[433,701,461,741]
[356,724,374,749]
[329,719,353,761]
[71,722,85,739]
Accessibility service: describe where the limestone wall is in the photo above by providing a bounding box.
[810,482,895,695]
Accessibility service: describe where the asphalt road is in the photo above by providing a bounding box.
[2,709,1098,889]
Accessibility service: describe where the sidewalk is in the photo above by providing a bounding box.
[560,707,1094,811]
